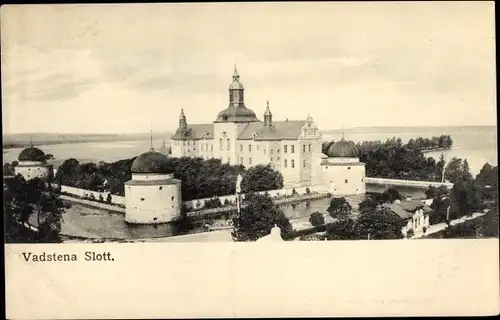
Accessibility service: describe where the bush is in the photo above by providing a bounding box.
[106,193,112,204]
[306,187,311,194]
[422,226,427,234]
[406,228,414,238]
[204,197,223,209]
[327,197,353,220]
[309,212,325,227]
[99,194,104,202]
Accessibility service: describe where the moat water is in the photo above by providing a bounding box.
[54,188,426,240]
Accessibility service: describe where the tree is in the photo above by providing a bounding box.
[327,197,352,220]
[460,159,473,185]
[355,208,405,240]
[475,163,498,202]
[430,197,451,225]
[309,212,325,227]
[232,193,293,241]
[325,218,358,240]
[4,176,66,243]
[380,187,403,203]
[240,164,284,193]
[358,197,380,214]
[444,157,472,185]
[450,182,482,218]
[425,185,449,199]
[55,158,80,185]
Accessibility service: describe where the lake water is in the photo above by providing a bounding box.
[4,127,496,175]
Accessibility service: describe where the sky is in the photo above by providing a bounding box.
[1,2,496,134]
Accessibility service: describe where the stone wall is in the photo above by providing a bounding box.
[58,185,126,205]
[183,185,325,210]
[57,184,325,212]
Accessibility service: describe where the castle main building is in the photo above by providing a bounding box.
[171,67,324,188]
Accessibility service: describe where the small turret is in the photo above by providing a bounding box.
[264,99,273,127]
[179,108,187,130]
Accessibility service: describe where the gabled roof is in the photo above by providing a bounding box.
[171,124,214,140]
[237,120,306,141]
[383,199,433,220]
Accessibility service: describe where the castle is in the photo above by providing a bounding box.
[170,66,324,188]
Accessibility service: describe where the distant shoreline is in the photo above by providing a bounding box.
[2,138,159,150]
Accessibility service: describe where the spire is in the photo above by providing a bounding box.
[229,65,244,106]
[264,99,272,115]
[264,98,273,127]
[149,127,154,151]
[29,135,33,147]
[232,64,240,80]
[179,108,187,129]
[341,124,345,140]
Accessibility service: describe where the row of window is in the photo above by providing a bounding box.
[236,157,308,168]
[178,140,315,154]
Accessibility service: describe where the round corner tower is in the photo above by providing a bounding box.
[320,136,366,196]
[15,146,52,181]
[124,150,182,224]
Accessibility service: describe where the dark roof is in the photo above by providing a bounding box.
[320,160,365,166]
[18,147,46,161]
[214,105,260,123]
[327,138,359,157]
[238,120,306,141]
[171,124,215,141]
[125,178,181,186]
[130,150,171,174]
[383,199,433,220]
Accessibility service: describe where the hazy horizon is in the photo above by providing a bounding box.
[2,124,497,137]
[1,2,496,134]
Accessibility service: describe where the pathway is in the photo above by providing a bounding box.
[411,212,486,239]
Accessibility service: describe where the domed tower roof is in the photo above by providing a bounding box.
[327,138,359,158]
[130,150,171,174]
[215,105,259,123]
[18,147,46,161]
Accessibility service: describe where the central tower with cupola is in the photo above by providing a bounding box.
[213,65,260,165]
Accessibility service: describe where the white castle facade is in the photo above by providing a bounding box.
[170,67,324,188]
[170,67,366,193]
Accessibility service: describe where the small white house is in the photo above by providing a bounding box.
[383,199,433,237]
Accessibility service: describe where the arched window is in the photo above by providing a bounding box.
[240,157,243,165]
[249,158,252,165]
[303,159,306,168]
[219,139,223,150]
[227,138,230,150]
[291,159,295,168]
[284,159,288,168]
